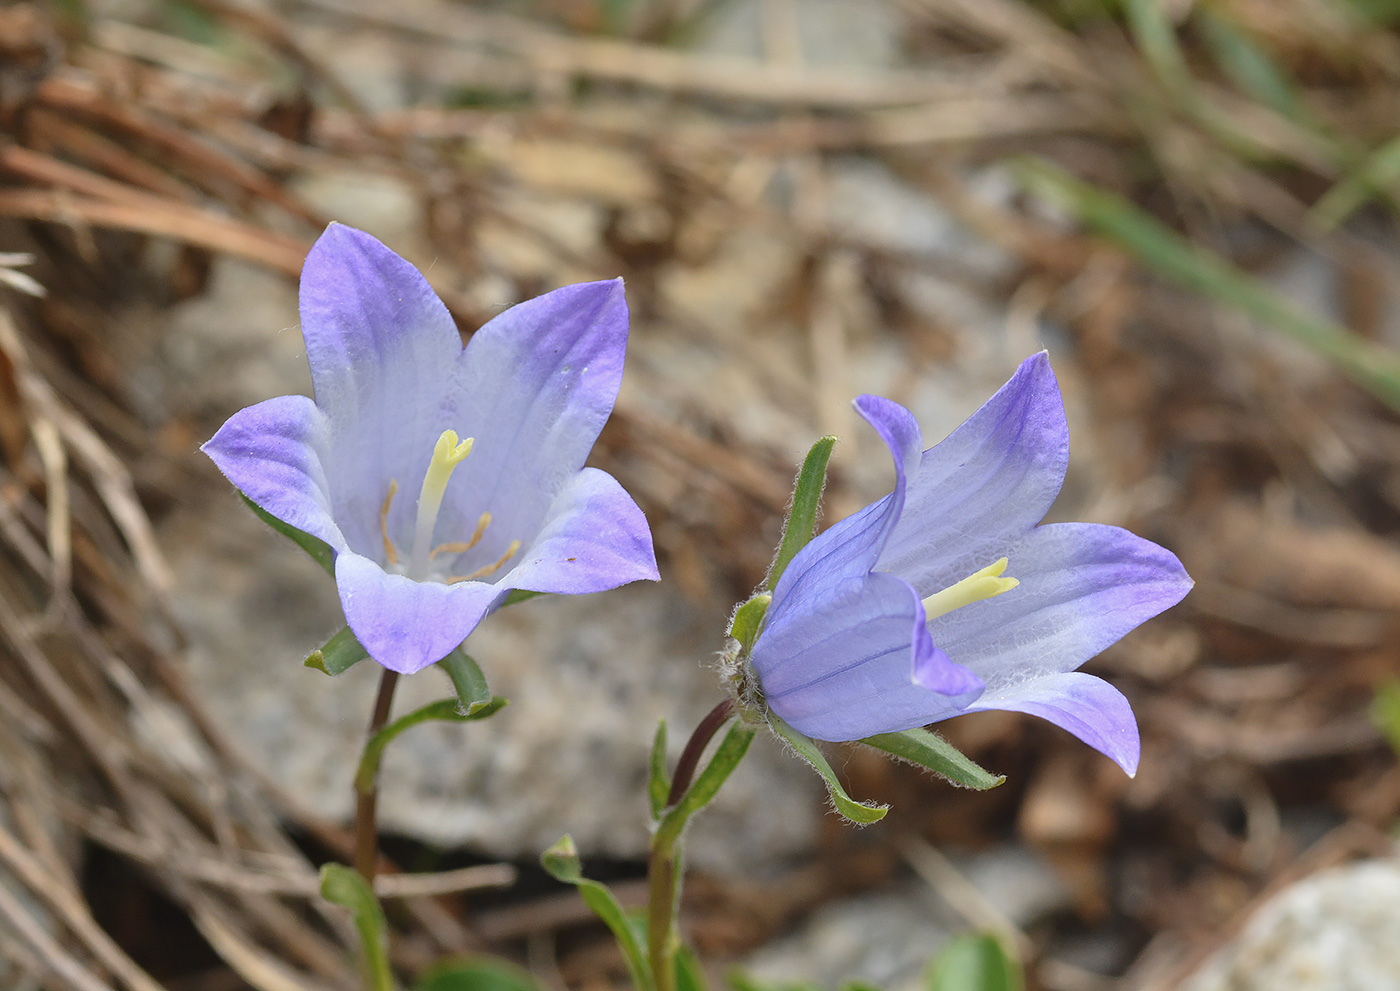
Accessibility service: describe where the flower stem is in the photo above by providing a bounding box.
[648,698,736,991]
[354,668,399,882]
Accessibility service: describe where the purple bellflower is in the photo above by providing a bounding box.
[203,224,658,674]
[746,354,1191,776]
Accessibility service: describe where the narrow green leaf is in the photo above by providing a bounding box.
[241,493,335,575]
[1016,159,1400,413]
[674,945,708,991]
[767,436,838,592]
[305,626,369,676]
[648,720,669,821]
[860,728,1003,791]
[319,863,394,991]
[413,954,539,991]
[768,716,887,824]
[438,648,493,715]
[659,722,755,843]
[541,837,653,991]
[925,933,1022,991]
[1122,0,1192,101]
[355,699,467,793]
[1196,9,1305,121]
[1311,133,1400,231]
[1371,679,1400,759]
[727,594,771,652]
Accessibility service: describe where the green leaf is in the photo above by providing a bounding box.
[674,945,707,991]
[241,493,335,575]
[860,728,1003,791]
[1015,158,1400,413]
[1195,9,1305,122]
[727,594,771,652]
[659,722,755,842]
[319,863,394,991]
[355,697,504,793]
[305,626,370,676]
[542,836,653,991]
[648,720,669,821]
[1311,133,1400,231]
[767,436,838,592]
[925,934,1022,991]
[767,716,887,824]
[1371,679,1400,759]
[414,955,539,991]
[725,971,820,991]
[438,648,494,715]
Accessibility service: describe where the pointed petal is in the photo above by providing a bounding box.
[931,521,1191,690]
[432,280,630,555]
[766,396,922,631]
[202,395,345,551]
[756,571,983,742]
[335,552,503,674]
[879,352,1071,592]
[962,672,1140,775]
[487,467,658,594]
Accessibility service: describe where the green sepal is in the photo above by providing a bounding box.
[925,933,1022,991]
[541,836,653,991]
[727,594,771,652]
[438,648,494,716]
[859,728,1004,791]
[648,720,669,821]
[241,493,335,576]
[766,436,838,592]
[413,954,539,991]
[355,696,506,793]
[319,863,394,991]
[768,716,887,824]
[305,626,370,676]
[674,945,708,991]
[501,589,544,608]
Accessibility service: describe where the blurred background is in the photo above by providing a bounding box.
[3,0,1400,988]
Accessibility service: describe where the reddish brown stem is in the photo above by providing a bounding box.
[666,698,735,808]
[353,669,399,882]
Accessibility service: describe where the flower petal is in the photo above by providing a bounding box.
[489,467,659,594]
[201,395,345,552]
[298,225,462,558]
[756,571,983,741]
[431,280,630,558]
[878,352,1071,593]
[932,521,1191,690]
[335,552,501,674]
[961,671,1140,775]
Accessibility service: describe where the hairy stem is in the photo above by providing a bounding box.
[353,669,400,882]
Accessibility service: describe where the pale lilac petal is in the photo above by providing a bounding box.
[299,224,461,558]
[767,396,921,628]
[430,281,629,562]
[878,353,1070,593]
[485,467,659,594]
[962,672,1140,775]
[201,395,345,552]
[335,552,501,674]
[931,522,1192,687]
[756,572,983,741]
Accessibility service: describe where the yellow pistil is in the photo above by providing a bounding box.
[921,557,1019,622]
[409,430,475,578]
[430,511,492,560]
[451,539,522,583]
[379,480,399,566]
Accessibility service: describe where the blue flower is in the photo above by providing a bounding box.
[203,224,658,674]
[746,354,1191,775]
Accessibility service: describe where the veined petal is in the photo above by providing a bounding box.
[766,396,922,632]
[299,224,460,558]
[335,552,501,675]
[878,352,1071,593]
[961,671,1140,775]
[756,572,983,741]
[432,280,630,563]
[932,521,1192,687]
[201,395,345,552]
[490,467,659,594]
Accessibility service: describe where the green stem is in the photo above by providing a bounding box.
[354,669,399,882]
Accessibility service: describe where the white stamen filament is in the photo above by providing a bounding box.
[409,430,474,578]
[921,557,1019,621]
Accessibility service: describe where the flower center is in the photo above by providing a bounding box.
[921,557,1019,622]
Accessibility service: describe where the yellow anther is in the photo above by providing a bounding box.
[409,429,476,578]
[921,557,1019,622]
[451,539,522,583]
[430,512,492,560]
[380,480,400,566]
